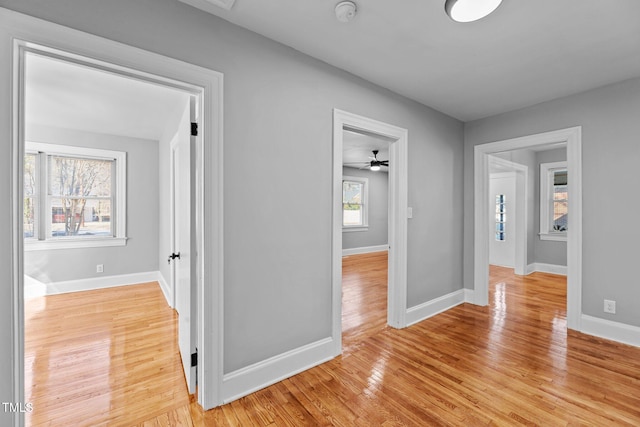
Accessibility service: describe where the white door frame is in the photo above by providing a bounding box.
[488,156,528,275]
[332,109,408,354]
[474,127,582,330]
[2,9,225,424]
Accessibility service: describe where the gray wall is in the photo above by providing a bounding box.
[342,166,388,250]
[0,0,465,375]
[534,148,567,266]
[464,76,640,327]
[24,125,160,283]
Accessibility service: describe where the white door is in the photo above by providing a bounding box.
[170,99,197,393]
[489,173,516,268]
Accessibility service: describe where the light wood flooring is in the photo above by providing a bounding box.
[25,282,190,426]
[25,255,640,425]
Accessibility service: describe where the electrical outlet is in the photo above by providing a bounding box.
[604,299,616,314]
[97,264,104,273]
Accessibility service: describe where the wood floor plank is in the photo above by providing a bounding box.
[26,256,640,425]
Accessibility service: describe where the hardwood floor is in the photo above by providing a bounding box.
[196,256,640,425]
[25,282,191,426]
[26,257,640,425]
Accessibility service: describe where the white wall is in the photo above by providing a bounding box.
[464,76,640,327]
[24,125,160,283]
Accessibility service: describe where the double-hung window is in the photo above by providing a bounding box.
[342,176,368,231]
[24,142,127,250]
[539,161,567,241]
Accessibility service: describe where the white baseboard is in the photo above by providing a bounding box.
[342,245,388,256]
[24,275,47,299]
[527,263,567,276]
[580,315,640,348]
[464,288,475,304]
[222,337,336,404]
[25,271,165,298]
[405,289,466,327]
[157,273,172,308]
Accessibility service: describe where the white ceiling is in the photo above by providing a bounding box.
[180,0,640,121]
[343,130,391,171]
[25,53,190,141]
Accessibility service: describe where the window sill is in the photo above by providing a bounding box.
[342,226,369,233]
[539,233,567,242]
[25,237,128,251]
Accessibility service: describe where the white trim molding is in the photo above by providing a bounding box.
[581,315,640,348]
[474,126,582,331]
[526,263,567,276]
[24,271,167,298]
[25,141,128,247]
[342,245,388,256]
[333,109,409,350]
[342,175,369,229]
[221,337,335,403]
[157,273,172,307]
[405,289,466,327]
[539,160,568,241]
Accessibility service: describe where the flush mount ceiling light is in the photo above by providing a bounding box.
[335,1,357,23]
[444,0,502,23]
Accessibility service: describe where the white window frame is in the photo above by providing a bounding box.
[539,161,567,242]
[342,175,369,232]
[25,142,128,250]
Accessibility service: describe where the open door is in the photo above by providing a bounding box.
[169,96,198,394]
[489,172,517,268]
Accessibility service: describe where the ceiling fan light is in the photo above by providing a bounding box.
[444,0,502,23]
[370,165,381,171]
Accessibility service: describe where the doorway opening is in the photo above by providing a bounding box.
[332,109,408,356]
[20,47,198,424]
[474,127,582,330]
[341,129,391,348]
[488,155,527,276]
[5,28,224,427]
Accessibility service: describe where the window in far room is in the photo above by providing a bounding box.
[24,142,127,250]
[540,161,567,241]
[342,176,368,231]
[495,194,506,241]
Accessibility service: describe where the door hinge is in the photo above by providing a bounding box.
[191,122,198,136]
[191,351,198,367]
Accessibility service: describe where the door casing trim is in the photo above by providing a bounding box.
[332,109,409,355]
[473,127,582,330]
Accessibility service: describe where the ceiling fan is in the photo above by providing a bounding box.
[344,150,389,171]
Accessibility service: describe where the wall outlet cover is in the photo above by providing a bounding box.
[604,299,616,314]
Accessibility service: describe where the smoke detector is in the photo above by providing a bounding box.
[335,1,357,23]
